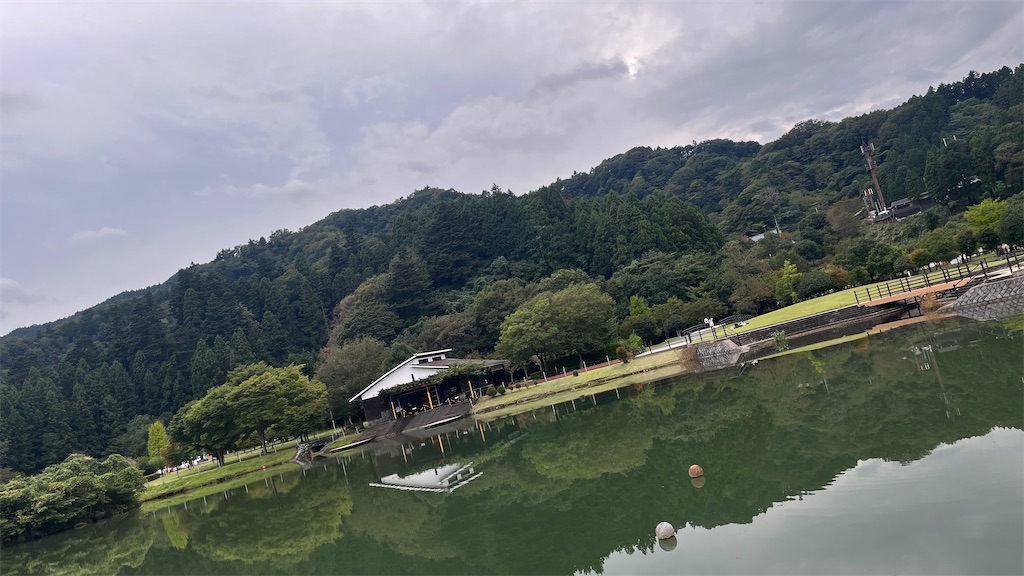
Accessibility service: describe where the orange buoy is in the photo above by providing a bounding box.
[688,464,704,478]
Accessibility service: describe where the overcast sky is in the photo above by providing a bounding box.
[1,1,1021,334]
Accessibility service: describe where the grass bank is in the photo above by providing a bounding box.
[140,430,356,509]
[473,348,697,420]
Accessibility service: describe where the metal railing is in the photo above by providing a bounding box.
[854,250,1021,304]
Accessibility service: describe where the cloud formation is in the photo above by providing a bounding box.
[71,227,128,244]
[1,1,1021,333]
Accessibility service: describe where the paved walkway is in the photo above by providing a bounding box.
[859,277,974,307]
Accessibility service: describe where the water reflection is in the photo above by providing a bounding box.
[370,462,482,493]
[3,317,1021,575]
[599,428,1024,575]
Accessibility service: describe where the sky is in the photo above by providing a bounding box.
[1,1,1021,335]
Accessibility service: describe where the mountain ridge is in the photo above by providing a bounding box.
[1,64,1020,474]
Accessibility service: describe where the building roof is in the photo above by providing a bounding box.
[414,358,508,369]
[348,349,452,402]
[349,350,510,403]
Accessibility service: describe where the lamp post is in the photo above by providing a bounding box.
[704,317,716,340]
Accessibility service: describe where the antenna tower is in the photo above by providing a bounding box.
[860,143,888,210]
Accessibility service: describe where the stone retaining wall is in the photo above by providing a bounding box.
[945,275,1024,321]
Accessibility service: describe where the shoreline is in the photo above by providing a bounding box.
[140,276,1023,508]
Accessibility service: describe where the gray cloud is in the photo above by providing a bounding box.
[1,0,1021,333]
[531,61,632,96]
[71,227,129,244]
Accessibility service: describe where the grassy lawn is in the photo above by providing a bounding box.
[734,288,863,331]
[141,448,298,502]
[758,332,870,360]
[140,428,357,505]
[473,349,692,420]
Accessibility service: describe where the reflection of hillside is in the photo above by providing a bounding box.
[1,515,154,575]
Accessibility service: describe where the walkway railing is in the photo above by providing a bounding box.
[854,250,1022,304]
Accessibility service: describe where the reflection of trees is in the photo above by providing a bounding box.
[161,510,189,550]
[1,515,154,575]
[188,472,353,571]
[343,485,461,561]
[521,402,653,481]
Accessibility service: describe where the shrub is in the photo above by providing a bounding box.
[826,265,851,290]
[616,345,632,363]
[486,385,498,397]
[796,269,833,299]
[772,330,789,352]
[1,454,145,543]
[497,386,507,395]
[135,456,162,476]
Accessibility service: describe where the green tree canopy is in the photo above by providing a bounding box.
[1,454,145,543]
[998,193,1024,245]
[497,282,614,369]
[171,364,328,460]
[964,198,1008,233]
[146,421,170,462]
[315,337,390,421]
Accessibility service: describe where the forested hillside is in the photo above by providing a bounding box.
[2,65,1022,474]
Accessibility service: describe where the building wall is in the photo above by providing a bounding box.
[362,396,391,422]
[359,364,445,401]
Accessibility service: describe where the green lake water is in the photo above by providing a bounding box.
[4,317,1022,575]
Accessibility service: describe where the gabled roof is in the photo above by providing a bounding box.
[348,349,452,402]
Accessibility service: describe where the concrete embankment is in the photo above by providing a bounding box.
[944,274,1024,321]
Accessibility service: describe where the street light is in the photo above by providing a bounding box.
[704,317,716,339]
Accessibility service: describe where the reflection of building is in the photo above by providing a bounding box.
[363,418,526,493]
[350,349,509,423]
[370,462,482,493]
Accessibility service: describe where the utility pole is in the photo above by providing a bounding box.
[861,143,888,210]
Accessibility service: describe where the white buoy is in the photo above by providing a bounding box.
[655,521,675,540]
[658,535,678,551]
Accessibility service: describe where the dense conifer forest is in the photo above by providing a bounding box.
[1,65,1022,475]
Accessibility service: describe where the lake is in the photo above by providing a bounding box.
[4,316,1022,575]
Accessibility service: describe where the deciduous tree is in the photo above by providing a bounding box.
[146,421,170,462]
